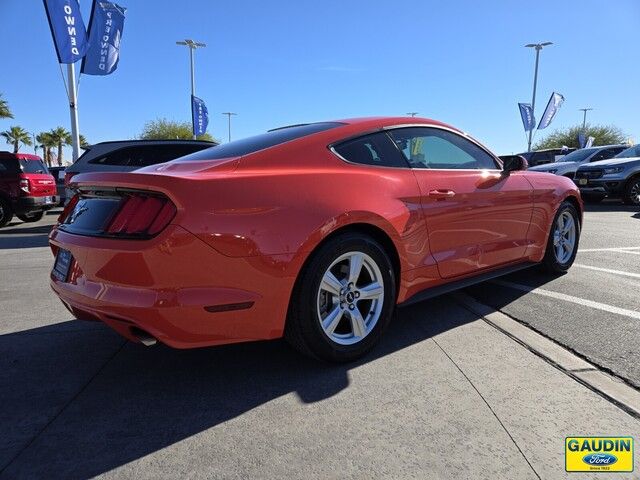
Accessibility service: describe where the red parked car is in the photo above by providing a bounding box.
[49,117,583,362]
[0,152,56,227]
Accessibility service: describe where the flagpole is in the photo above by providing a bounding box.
[524,42,553,152]
[176,39,206,140]
[67,62,81,163]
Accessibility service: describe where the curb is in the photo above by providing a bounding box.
[454,292,640,419]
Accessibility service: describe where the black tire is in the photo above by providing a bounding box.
[0,198,13,228]
[541,201,580,273]
[583,195,604,204]
[622,177,640,206]
[285,232,396,363]
[17,211,44,223]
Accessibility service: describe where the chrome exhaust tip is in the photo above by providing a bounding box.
[131,327,157,347]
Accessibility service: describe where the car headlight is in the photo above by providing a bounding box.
[603,167,624,175]
[547,169,557,174]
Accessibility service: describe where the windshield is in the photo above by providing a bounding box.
[615,144,640,158]
[19,159,48,174]
[556,148,597,163]
[173,122,344,161]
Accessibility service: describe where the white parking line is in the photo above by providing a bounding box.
[579,247,640,254]
[573,264,640,279]
[492,280,640,320]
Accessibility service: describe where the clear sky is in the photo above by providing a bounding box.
[1,0,639,161]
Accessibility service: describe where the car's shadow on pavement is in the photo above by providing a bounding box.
[0,224,52,249]
[584,201,639,213]
[0,296,484,479]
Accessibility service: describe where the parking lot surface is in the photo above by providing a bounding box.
[1,205,639,479]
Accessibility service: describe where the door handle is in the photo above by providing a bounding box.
[428,189,456,199]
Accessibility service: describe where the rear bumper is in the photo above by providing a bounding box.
[48,225,300,348]
[13,195,56,214]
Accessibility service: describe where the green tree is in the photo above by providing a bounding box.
[1,126,32,153]
[79,134,90,150]
[36,132,57,166]
[49,126,72,166]
[0,93,13,119]
[534,124,628,150]
[140,118,215,142]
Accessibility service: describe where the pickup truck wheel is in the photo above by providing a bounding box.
[623,177,640,205]
[17,211,44,223]
[0,198,13,228]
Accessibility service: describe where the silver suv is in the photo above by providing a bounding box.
[527,145,626,178]
[574,144,640,205]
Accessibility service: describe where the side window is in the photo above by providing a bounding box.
[89,146,139,166]
[590,148,622,162]
[332,132,408,168]
[387,127,498,170]
[0,159,18,176]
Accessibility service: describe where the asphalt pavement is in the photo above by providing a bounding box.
[465,201,640,389]
[1,204,639,479]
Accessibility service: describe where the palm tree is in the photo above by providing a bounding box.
[0,93,12,119]
[1,126,32,153]
[36,132,57,166]
[49,126,71,166]
[79,134,90,150]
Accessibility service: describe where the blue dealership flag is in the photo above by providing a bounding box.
[191,96,209,136]
[578,132,586,148]
[42,0,89,64]
[518,103,535,132]
[81,2,126,75]
[537,92,565,130]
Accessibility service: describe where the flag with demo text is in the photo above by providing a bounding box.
[43,0,89,64]
[191,96,209,136]
[537,92,565,130]
[81,2,126,75]
[518,103,535,132]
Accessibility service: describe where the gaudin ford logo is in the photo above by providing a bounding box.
[582,453,617,466]
[566,437,633,472]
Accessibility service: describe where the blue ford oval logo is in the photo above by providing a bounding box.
[582,453,617,466]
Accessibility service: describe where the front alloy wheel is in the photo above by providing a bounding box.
[285,233,396,362]
[552,211,576,264]
[542,201,580,273]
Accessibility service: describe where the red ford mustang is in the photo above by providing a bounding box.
[49,117,582,362]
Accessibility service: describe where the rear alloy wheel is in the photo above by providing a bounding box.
[285,233,396,362]
[0,198,13,228]
[542,201,580,273]
[17,211,44,223]
[623,177,640,205]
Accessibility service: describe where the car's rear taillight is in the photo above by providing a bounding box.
[58,194,79,224]
[105,194,176,236]
[19,178,30,194]
[64,172,77,187]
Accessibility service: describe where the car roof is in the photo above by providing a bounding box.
[84,139,217,149]
[0,151,43,161]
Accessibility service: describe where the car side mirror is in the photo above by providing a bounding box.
[499,155,528,175]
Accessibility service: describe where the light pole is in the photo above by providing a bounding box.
[176,39,206,139]
[579,108,593,130]
[524,42,553,152]
[222,112,237,142]
[406,112,418,117]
